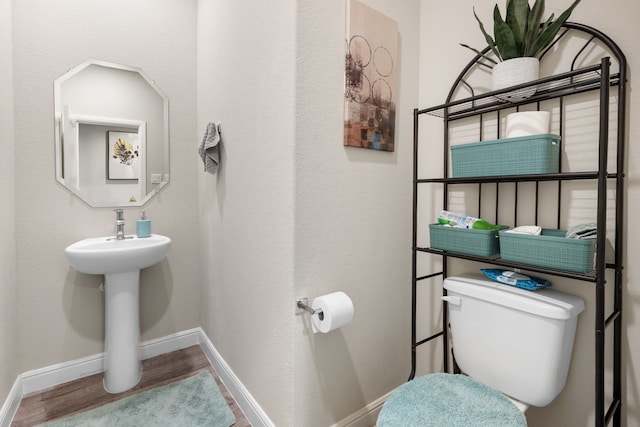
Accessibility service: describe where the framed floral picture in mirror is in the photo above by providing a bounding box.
[107,131,140,180]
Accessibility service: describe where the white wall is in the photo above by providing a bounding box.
[11,0,201,374]
[420,1,640,425]
[294,0,418,425]
[197,0,419,425]
[196,1,297,425]
[0,0,18,404]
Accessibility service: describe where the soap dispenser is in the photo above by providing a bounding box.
[136,210,151,238]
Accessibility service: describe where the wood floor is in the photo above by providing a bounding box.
[11,345,252,427]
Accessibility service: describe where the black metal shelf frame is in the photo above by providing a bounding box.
[410,22,627,427]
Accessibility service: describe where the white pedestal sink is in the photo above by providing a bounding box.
[64,234,171,393]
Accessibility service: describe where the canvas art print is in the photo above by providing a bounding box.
[108,131,140,180]
[344,0,398,152]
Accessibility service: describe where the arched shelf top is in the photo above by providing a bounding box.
[420,22,627,119]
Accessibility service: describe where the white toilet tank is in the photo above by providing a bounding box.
[443,273,585,407]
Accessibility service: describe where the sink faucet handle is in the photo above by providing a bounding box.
[114,209,126,240]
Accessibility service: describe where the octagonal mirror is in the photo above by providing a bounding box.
[54,59,169,207]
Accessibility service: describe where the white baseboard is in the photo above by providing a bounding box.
[0,380,21,427]
[197,330,275,427]
[0,351,108,427]
[330,388,394,427]
[140,328,202,360]
[0,327,271,427]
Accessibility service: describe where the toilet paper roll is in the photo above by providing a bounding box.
[311,291,354,334]
[505,111,550,138]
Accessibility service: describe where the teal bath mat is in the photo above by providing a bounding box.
[40,370,236,427]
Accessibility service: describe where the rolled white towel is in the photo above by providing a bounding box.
[504,225,542,235]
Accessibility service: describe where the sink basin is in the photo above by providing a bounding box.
[65,234,171,275]
[64,233,171,393]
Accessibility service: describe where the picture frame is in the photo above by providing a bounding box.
[107,131,140,180]
[344,0,398,152]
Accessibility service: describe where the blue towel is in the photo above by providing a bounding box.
[378,373,527,427]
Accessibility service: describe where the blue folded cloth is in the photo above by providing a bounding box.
[482,268,551,291]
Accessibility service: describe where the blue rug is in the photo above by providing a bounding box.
[40,370,236,427]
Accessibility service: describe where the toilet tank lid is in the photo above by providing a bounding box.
[444,274,585,319]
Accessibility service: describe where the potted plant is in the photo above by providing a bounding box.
[461,0,581,97]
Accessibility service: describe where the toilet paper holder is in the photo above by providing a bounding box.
[296,298,324,320]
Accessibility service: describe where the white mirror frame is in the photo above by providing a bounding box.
[54,59,169,207]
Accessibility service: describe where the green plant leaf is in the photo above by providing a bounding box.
[530,0,581,57]
[506,0,529,55]
[493,5,518,60]
[460,43,499,65]
[461,0,581,62]
[525,14,553,55]
[473,7,502,61]
[524,0,545,55]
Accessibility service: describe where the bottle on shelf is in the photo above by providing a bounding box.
[437,210,502,230]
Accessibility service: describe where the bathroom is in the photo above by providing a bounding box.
[1,0,640,426]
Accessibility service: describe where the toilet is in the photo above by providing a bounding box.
[378,273,585,426]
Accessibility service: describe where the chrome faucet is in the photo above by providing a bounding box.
[114,209,125,240]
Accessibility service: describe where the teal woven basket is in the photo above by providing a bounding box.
[429,224,503,257]
[498,229,596,273]
[451,134,560,177]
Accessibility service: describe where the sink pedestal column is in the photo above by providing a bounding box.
[103,270,142,393]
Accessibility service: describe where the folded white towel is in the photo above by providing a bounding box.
[504,225,542,235]
[198,122,221,175]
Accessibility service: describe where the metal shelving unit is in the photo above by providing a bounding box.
[410,23,627,427]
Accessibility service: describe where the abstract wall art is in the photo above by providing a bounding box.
[344,0,398,152]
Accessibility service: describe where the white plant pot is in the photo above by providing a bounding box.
[491,57,540,101]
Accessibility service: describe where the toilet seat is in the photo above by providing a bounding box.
[377,373,527,427]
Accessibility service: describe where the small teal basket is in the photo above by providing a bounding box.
[429,224,504,257]
[451,134,560,177]
[498,229,596,273]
